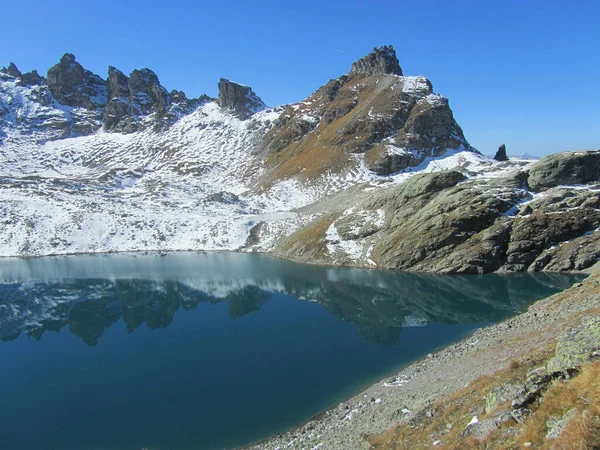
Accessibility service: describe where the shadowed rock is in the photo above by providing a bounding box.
[217,78,266,119]
[21,70,44,86]
[46,53,107,109]
[350,45,403,77]
[494,144,509,161]
[6,62,22,78]
[103,66,132,131]
[128,68,169,116]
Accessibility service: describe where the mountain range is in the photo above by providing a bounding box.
[1,46,599,273]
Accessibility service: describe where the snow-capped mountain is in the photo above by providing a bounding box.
[1,46,599,274]
[0,47,476,255]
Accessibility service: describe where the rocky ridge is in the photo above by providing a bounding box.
[270,150,600,274]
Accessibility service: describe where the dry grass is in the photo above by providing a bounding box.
[369,357,600,450]
[368,356,536,450]
[278,216,335,261]
[260,75,408,188]
[519,360,600,449]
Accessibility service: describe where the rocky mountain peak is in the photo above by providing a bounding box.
[217,78,266,119]
[350,45,403,77]
[6,62,22,78]
[60,53,76,64]
[46,53,107,109]
[1,63,45,86]
[127,68,169,116]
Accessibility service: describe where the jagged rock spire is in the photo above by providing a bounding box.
[46,53,107,109]
[217,78,266,119]
[6,62,22,78]
[494,144,509,161]
[350,45,403,77]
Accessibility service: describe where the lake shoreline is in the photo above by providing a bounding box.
[243,265,600,449]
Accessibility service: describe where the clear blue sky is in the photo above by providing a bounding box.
[1,0,598,156]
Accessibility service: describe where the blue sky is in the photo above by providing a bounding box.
[1,0,598,156]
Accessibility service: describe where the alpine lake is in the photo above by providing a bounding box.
[0,252,585,450]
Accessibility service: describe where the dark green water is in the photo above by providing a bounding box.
[0,252,585,450]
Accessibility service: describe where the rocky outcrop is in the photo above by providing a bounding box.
[371,171,525,273]
[4,62,22,78]
[103,66,132,131]
[46,53,107,109]
[547,315,600,373]
[528,150,600,191]
[274,151,600,274]
[128,68,169,116]
[103,66,210,132]
[217,78,266,119]
[494,144,509,161]
[21,70,44,86]
[366,95,470,175]
[2,53,212,137]
[350,45,403,77]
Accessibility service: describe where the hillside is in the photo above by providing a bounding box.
[1,47,599,274]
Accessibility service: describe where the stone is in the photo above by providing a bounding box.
[547,316,600,373]
[494,144,509,161]
[466,410,513,440]
[546,409,577,439]
[350,45,403,77]
[528,150,600,191]
[485,382,521,414]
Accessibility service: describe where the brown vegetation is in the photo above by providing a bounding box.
[368,353,600,450]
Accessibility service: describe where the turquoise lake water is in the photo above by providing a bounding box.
[0,252,585,450]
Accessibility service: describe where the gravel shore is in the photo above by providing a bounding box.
[243,269,600,450]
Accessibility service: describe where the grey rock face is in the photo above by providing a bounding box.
[528,150,600,191]
[366,96,470,176]
[103,67,208,132]
[494,144,509,161]
[485,382,521,414]
[350,45,403,77]
[547,315,600,373]
[21,70,44,86]
[128,68,168,116]
[546,409,577,439]
[217,78,266,119]
[104,66,132,131]
[46,53,107,109]
[6,62,22,78]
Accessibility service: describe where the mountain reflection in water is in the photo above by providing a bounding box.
[0,252,582,346]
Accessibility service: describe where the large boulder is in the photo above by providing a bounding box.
[528,150,600,191]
